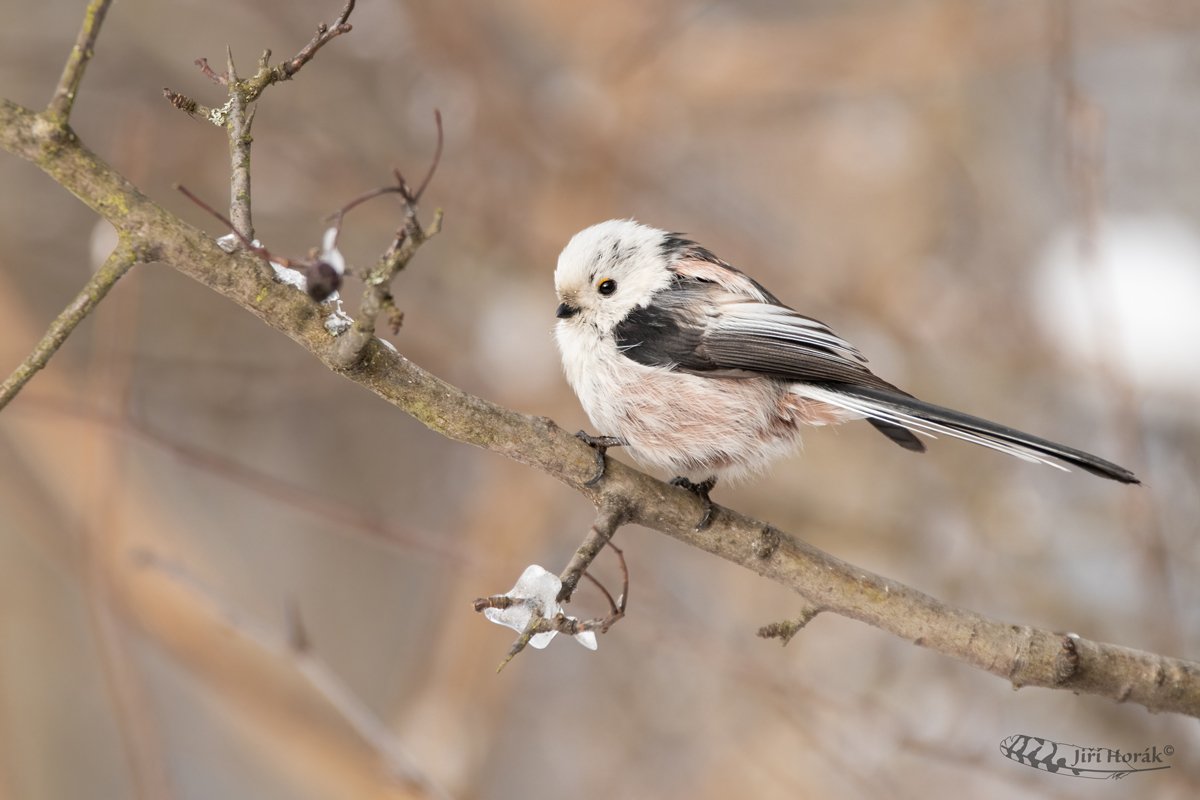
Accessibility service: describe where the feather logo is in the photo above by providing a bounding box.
[1000,735,1173,779]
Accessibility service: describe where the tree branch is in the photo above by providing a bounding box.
[557,504,628,604]
[329,111,443,368]
[46,0,114,127]
[252,0,357,96]
[2,48,1196,719]
[161,1,358,252]
[225,47,253,241]
[0,237,141,411]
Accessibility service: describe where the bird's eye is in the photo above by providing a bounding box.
[598,279,617,296]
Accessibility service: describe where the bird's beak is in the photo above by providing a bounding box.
[555,302,579,319]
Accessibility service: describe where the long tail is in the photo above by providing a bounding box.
[801,383,1140,485]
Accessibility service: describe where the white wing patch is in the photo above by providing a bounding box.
[712,300,869,365]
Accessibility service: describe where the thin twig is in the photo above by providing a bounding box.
[164,3,356,125]
[175,184,303,270]
[225,47,254,243]
[0,239,140,412]
[234,0,358,104]
[326,186,401,246]
[279,0,358,79]
[47,0,114,126]
[582,541,629,632]
[331,113,444,367]
[175,186,266,257]
[162,89,207,118]
[175,184,342,301]
[558,505,627,603]
[137,552,454,800]
[757,603,822,646]
[194,57,228,86]
[582,572,617,615]
[412,110,444,203]
[483,535,629,669]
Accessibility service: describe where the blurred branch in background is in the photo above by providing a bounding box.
[136,550,452,800]
[11,396,467,562]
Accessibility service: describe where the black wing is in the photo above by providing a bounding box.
[613,277,897,391]
[612,278,926,452]
[611,277,1139,482]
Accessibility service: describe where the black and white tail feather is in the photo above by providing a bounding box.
[802,384,1139,483]
[553,219,1140,489]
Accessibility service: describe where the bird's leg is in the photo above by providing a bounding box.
[575,431,627,486]
[669,476,717,530]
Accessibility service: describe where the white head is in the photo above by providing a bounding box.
[554,219,675,334]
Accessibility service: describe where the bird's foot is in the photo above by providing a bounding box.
[575,431,627,486]
[669,476,717,531]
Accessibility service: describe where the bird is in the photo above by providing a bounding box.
[553,219,1139,527]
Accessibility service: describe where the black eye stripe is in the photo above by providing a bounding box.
[598,279,617,296]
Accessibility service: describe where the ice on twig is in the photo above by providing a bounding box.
[483,565,597,650]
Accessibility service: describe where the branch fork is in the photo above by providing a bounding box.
[474,505,629,669]
[330,110,445,369]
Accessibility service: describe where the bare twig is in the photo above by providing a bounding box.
[472,595,517,612]
[481,537,628,669]
[324,111,443,242]
[162,0,360,270]
[175,185,266,258]
[175,184,340,300]
[495,610,600,672]
[162,89,206,118]
[236,0,358,104]
[224,47,254,242]
[582,567,618,616]
[331,112,444,368]
[558,504,627,603]
[47,0,114,126]
[411,110,444,203]
[583,541,628,632]
[276,0,357,82]
[0,239,140,412]
[164,2,356,123]
[136,552,453,800]
[758,603,822,646]
[194,57,228,86]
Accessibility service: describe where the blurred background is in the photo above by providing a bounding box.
[2,0,1199,797]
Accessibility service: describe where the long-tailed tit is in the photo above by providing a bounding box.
[554,219,1138,525]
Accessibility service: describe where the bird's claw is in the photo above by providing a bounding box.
[669,476,717,530]
[575,431,626,486]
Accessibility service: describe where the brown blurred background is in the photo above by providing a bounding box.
[2,0,1199,798]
